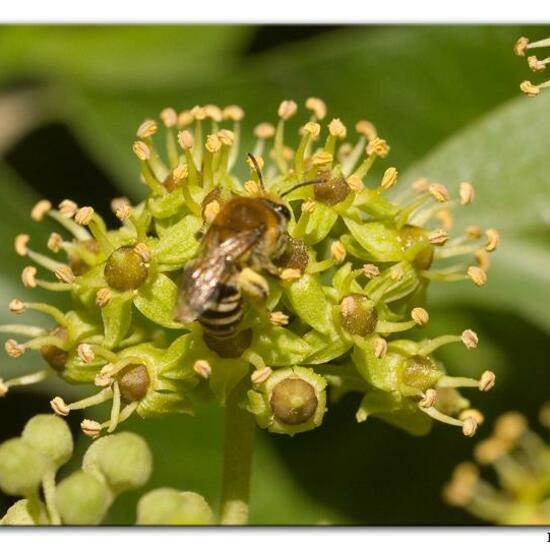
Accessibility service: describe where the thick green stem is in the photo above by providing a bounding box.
[219,380,256,525]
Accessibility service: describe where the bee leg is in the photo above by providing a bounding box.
[237,268,269,301]
[263,261,283,278]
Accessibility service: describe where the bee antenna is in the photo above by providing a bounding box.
[247,153,265,190]
[280,179,323,198]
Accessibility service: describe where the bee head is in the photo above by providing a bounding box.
[262,198,291,222]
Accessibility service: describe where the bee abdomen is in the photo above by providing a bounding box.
[199,284,243,338]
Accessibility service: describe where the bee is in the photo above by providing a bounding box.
[174,155,294,339]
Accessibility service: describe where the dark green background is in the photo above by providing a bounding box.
[0,25,549,525]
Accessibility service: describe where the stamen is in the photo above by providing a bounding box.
[5,338,25,357]
[485,229,499,252]
[136,119,158,139]
[107,381,122,433]
[305,97,327,120]
[77,343,95,364]
[269,311,289,326]
[81,419,102,438]
[47,232,63,253]
[193,359,212,379]
[58,199,78,218]
[467,266,487,287]
[411,307,429,326]
[330,241,346,265]
[461,329,479,350]
[429,183,450,202]
[428,229,449,246]
[54,266,75,284]
[95,288,112,307]
[8,298,25,314]
[380,167,398,191]
[366,137,390,158]
[527,55,550,72]
[21,266,37,288]
[178,110,193,128]
[251,366,273,386]
[479,370,496,392]
[362,264,380,279]
[459,182,475,205]
[31,200,52,221]
[520,80,550,97]
[374,336,387,358]
[419,388,437,408]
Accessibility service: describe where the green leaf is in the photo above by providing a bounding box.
[343,219,403,262]
[403,93,550,330]
[252,324,311,366]
[101,292,133,348]
[283,274,333,334]
[0,26,252,90]
[133,272,183,329]
[153,215,202,266]
[303,202,338,245]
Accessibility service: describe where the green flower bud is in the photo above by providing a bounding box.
[118,363,150,403]
[247,366,327,435]
[56,471,111,525]
[203,329,252,359]
[339,294,378,337]
[104,245,149,291]
[1,499,47,525]
[313,174,350,205]
[0,438,49,496]
[136,488,213,525]
[40,326,69,372]
[83,432,152,494]
[398,224,434,270]
[21,414,73,468]
[399,354,444,396]
[271,378,318,425]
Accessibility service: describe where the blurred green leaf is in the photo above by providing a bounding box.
[32,25,548,196]
[0,26,253,90]
[102,404,344,525]
[404,93,550,330]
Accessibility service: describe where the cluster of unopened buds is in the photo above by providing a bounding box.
[0,98,498,443]
[0,414,213,525]
[444,406,550,524]
[515,35,550,97]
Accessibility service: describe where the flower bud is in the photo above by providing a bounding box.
[83,432,152,494]
[136,488,213,525]
[399,355,444,396]
[56,470,111,525]
[0,438,49,496]
[118,364,151,403]
[247,367,327,435]
[339,294,378,337]
[399,225,434,270]
[21,414,73,468]
[104,246,149,291]
[1,499,47,525]
[313,174,350,206]
[40,326,69,371]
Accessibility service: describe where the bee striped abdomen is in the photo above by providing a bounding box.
[198,284,243,338]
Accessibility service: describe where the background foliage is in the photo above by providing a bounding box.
[0,24,549,525]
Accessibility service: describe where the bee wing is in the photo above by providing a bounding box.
[174,226,264,323]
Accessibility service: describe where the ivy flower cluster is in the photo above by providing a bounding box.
[444,406,550,525]
[515,35,550,96]
[0,99,498,444]
[0,414,213,525]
